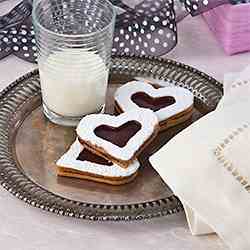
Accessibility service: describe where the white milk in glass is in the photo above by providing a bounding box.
[39,49,109,117]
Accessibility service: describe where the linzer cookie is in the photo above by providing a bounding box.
[114,81,194,131]
[57,140,140,185]
[76,109,159,168]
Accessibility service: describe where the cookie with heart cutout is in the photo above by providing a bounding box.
[56,140,140,185]
[76,109,159,168]
[114,81,194,131]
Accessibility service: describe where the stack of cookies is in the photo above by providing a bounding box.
[57,80,194,185]
[57,109,159,185]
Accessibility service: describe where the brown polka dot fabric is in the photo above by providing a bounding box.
[0,0,232,63]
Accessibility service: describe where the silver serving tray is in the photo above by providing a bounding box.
[0,55,223,221]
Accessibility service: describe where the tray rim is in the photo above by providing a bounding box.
[0,55,223,221]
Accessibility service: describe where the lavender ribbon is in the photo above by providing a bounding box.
[0,0,241,63]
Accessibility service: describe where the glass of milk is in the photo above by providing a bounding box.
[32,0,116,126]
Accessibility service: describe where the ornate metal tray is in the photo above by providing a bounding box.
[0,55,223,221]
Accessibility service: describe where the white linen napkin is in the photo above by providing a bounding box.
[183,67,250,236]
[219,65,250,109]
[149,66,250,250]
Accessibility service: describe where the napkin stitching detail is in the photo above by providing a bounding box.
[231,80,250,89]
[214,123,250,192]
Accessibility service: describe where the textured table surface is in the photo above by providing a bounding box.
[0,1,250,249]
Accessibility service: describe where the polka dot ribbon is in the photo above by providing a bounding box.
[111,0,178,56]
[0,18,36,63]
[0,0,238,63]
[182,0,229,15]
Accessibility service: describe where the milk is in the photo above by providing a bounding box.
[39,49,109,117]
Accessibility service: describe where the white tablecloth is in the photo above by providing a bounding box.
[0,1,250,249]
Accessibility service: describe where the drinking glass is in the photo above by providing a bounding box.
[32,0,116,126]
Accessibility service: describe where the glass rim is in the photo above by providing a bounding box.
[32,0,116,38]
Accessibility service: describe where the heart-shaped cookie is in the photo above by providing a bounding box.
[57,140,140,185]
[76,109,159,168]
[114,81,194,130]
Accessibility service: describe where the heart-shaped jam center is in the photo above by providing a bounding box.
[94,121,142,148]
[131,92,176,112]
[77,147,113,166]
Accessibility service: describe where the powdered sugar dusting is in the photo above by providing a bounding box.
[76,109,158,161]
[115,81,194,122]
[57,140,140,177]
